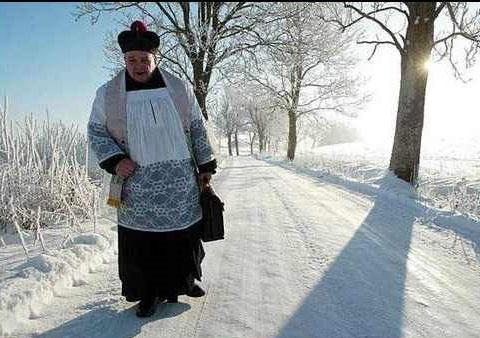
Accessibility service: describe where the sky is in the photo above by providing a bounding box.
[0,3,118,128]
[1,2,479,153]
[355,44,480,155]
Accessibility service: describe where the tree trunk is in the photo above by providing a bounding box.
[250,132,256,155]
[235,130,239,156]
[227,133,233,156]
[286,54,302,161]
[389,3,435,185]
[287,110,297,160]
[189,2,215,121]
[193,74,209,121]
[258,131,265,153]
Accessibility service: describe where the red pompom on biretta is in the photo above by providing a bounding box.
[131,20,147,34]
[117,20,159,54]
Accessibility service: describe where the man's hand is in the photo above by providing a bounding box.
[199,172,212,192]
[115,158,137,178]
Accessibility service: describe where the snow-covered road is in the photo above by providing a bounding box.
[16,156,480,338]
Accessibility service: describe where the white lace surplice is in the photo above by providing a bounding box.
[88,85,215,232]
[126,88,190,165]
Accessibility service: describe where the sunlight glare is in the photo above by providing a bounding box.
[423,58,432,72]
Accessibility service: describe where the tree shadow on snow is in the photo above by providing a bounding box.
[276,179,415,338]
[269,157,480,264]
[36,301,191,338]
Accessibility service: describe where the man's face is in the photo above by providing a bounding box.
[124,50,156,83]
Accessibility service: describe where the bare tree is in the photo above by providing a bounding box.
[246,129,257,155]
[74,2,265,120]
[326,2,480,184]
[238,3,365,160]
[211,98,233,156]
[297,115,330,149]
[210,90,247,156]
[245,100,271,153]
[225,81,286,155]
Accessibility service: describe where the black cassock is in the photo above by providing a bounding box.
[117,220,204,301]
[100,69,216,301]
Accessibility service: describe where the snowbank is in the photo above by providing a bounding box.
[0,232,116,336]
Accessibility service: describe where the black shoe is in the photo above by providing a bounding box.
[186,284,205,298]
[136,297,156,317]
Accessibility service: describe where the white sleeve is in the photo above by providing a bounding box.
[87,85,125,164]
[189,87,215,165]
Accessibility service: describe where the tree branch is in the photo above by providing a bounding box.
[155,2,183,32]
[445,2,462,30]
[73,3,138,24]
[133,3,158,25]
[358,39,397,60]
[344,3,405,54]
[434,2,447,19]
[433,32,480,47]
[326,4,409,32]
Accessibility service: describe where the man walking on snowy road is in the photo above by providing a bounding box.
[87,20,217,317]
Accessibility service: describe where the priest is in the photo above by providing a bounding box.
[87,20,217,317]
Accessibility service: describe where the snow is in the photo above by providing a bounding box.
[0,225,116,336]
[293,141,480,221]
[0,149,479,337]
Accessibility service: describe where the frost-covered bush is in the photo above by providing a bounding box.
[418,177,480,221]
[0,98,102,233]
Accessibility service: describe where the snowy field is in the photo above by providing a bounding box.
[0,142,479,337]
[291,138,480,221]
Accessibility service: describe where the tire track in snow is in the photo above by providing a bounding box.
[263,165,372,283]
[194,156,331,338]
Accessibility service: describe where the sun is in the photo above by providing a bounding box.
[423,58,432,71]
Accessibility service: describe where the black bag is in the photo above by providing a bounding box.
[180,126,224,242]
[200,186,225,242]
